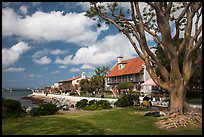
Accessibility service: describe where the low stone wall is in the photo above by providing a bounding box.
[23,93,118,108]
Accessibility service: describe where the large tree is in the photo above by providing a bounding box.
[85,2,202,114]
[155,38,202,95]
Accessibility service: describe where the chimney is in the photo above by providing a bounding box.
[117,56,123,64]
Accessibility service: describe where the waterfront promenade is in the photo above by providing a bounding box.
[28,92,118,105]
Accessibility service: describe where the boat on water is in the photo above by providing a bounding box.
[10,89,13,92]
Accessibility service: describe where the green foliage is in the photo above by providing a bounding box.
[75,99,89,109]
[2,98,26,119]
[76,99,112,111]
[100,89,112,94]
[80,66,109,93]
[94,66,109,77]
[29,103,59,116]
[79,79,92,93]
[88,99,98,106]
[114,94,139,107]
[69,92,78,96]
[117,82,134,91]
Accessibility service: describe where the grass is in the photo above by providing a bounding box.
[2,107,202,135]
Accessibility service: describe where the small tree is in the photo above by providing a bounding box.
[79,79,92,93]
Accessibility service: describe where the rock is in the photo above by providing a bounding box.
[159,111,166,116]
[70,104,74,108]
[62,105,69,111]
[144,111,160,117]
[26,106,32,113]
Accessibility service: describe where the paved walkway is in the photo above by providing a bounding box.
[31,93,118,104]
[189,104,202,110]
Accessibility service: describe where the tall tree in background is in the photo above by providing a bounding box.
[92,66,109,92]
[85,2,202,114]
[80,66,109,93]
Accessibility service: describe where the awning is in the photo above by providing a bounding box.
[141,78,157,86]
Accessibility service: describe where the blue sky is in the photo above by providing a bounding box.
[2,2,178,89]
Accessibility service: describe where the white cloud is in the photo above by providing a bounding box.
[50,49,68,55]
[51,71,60,74]
[19,5,28,14]
[32,48,68,58]
[32,49,50,58]
[2,41,30,68]
[29,74,42,77]
[70,68,81,72]
[4,67,25,72]
[33,56,51,65]
[71,33,136,66]
[2,8,108,46]
[54,33,136,67]
[32,49,69,65]
[54,55,73,65]
[59,65,67,69]
[81,64,95,70]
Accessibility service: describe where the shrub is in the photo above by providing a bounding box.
[88,99,97,106]
[75,99,88,109]
[83,103,99,111]
[2,98,26,118]
[114,94,139,107]
[69,92,78,96]
[80,99,112,110]
[96,100,112,109]
[29,102,59,116]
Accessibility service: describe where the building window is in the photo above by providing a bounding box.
[118,64,122,70]
[152,86,159,91]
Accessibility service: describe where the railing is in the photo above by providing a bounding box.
[107,76,143,84]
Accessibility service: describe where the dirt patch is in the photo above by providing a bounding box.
[57,108,92,114]
[155,110,202,130]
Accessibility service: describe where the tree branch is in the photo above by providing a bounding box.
[192,36,202,52]
[146,2,157,9]
[144,58,171,91]
[176,2,192,22]
[164,2,172,19]
[92,3,145,60]
[193,47,202,66]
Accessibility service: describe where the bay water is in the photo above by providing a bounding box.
[2,89,36,108]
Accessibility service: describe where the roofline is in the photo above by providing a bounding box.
[106,69,144,78]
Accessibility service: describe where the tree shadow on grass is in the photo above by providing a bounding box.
[2,116,105,135]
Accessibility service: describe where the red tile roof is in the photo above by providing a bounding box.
[58,76,81,83]
[106,57,144,77]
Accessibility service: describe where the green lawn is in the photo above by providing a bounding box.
[2,107,202,135]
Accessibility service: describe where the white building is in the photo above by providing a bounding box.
[58,72,89,95]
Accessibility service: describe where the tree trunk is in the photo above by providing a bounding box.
[169,82,185,114]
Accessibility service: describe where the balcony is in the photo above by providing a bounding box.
[107,75,144,85]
